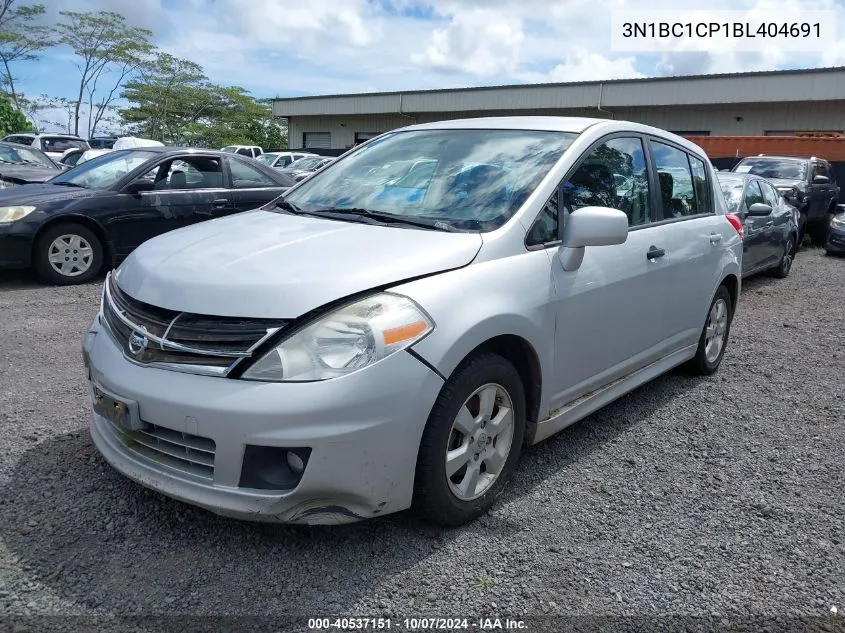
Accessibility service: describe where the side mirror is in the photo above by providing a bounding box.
[558,206,628,271]
[123,180,155,194]
[747,202,773,216]
[813,174,830,184]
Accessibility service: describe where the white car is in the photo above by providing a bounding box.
[221,145,263,159]
[2,133,90,160]
[257,151,317,169]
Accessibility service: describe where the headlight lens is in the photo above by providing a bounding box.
[0,179,18,190]
[0,205,35,222]
[832,214,845,228]
[241,293,434,382]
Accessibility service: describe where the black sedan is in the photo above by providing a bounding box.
[717,172,800,279]
[0,147,296,285]
[0,141,62,186]
[825,205,845,255]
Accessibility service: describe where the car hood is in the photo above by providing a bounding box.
[0,164,61,185]
[114,210,484,318]
[0,182,105,204]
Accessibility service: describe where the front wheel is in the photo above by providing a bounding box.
[685,285,733,376]
[413,353,526,527]
[770,237,794,279]
[33,222,104,285]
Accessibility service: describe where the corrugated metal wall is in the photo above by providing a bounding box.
[286,102,845,149]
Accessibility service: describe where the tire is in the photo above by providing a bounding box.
[33,222,104,286]
[809,213,833,247]
[770,236,795,279]
[685,285,733,376]
[413,353,526,527]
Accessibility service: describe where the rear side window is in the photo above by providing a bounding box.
[650,141,698,218]
[689,155,712,214]
[41,137,87,152]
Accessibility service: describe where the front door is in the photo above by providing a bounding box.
[549,135,671,407]
[113,155,232,252]
[740,179,771,273]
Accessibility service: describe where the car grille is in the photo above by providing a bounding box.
[101,272,288,376]
[105,416,216,480]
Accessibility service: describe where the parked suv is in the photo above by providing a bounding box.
[2,132,90,160]
[731,155,840,246]
[83,117,742,526]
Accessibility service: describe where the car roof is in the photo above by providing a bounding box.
[398,116,710,157]
[737,155,808,162]
[716,172,753,182]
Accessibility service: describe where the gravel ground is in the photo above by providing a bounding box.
[0,250,844,632]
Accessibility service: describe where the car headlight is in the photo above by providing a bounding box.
[0,205,36,222]
[0,179,18,190]
[241,293,434,382]
[832,214,845,229]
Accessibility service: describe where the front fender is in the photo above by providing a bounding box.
[391,249,556,418]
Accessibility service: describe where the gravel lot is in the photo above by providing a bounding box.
[0,250,844,631]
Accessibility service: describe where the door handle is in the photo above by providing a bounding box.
[211,199,232,209]
[709,233,723,245]
[764,220,774,227]
[646,246,665,259]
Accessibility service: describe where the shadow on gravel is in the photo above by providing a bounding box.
[0,366,705,620]
[0,269,106,291]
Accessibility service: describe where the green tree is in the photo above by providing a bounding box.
[0,93,34,135]
[0,1,52,109]
[56,10,154,137]
[121,54,285,148]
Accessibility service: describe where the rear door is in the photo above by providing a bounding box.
[644,139,725,349]
[225,156,290,212]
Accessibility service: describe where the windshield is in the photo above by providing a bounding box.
[283,129,577,232]
[257,153,278,165]
[734,158,807,180]
[221,146,237,153]
[0,144,56,168]
[289,156,326,171]
[49,149,154,189]
[718,178,745,213]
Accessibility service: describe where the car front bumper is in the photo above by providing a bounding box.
[83,315,444,524]
[825,225,845,253]
[0,222,32,269]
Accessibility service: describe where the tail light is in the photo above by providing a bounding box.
[726,213,744,240]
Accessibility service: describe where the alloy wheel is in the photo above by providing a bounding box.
[704,298,728,363]
[445,383,515,501]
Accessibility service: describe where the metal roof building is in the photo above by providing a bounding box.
[272,66,845,151]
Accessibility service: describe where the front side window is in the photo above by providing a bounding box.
[145,156,223,190]
[651,141,698,218]
[49,150,153,189]
[283,129,577,232]
[563,137,651,226]
[229,159,276,188]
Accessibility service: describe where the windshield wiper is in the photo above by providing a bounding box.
[52,181,87,188]
[309,207,458,232]
[274,199,302,214]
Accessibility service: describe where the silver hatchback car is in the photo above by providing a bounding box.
[83,117,742,526]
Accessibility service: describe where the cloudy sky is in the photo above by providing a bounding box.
[15,0,845,109]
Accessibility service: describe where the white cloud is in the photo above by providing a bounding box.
[546,47,645,82]
[411,8,524,76]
